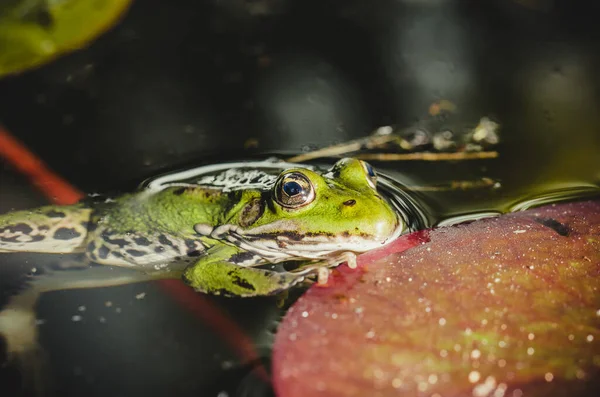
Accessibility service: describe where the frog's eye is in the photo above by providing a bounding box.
[274,172,315,209]
[361,161,377,189]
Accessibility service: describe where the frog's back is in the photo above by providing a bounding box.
[0,203,92,254]
[83,186,231,268]
[0,185,229,261]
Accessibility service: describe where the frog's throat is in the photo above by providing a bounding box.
[194,217,405,263]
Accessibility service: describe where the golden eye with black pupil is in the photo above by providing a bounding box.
[361,161,377,189]
[274,172,315,209]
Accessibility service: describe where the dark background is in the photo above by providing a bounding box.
[1,1,600,396]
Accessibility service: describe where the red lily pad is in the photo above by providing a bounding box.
[273,200,600,397]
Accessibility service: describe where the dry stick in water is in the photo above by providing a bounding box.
[286,134,398,163]
[355,151,499,161]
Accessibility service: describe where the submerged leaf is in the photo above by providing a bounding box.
[273,200,600,397]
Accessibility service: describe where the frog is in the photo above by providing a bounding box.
[0,157,405,296]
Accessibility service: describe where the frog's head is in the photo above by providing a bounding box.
[197,158,404,262]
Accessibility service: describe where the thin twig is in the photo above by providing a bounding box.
[407,178,500,192]
[286,134,397,163]
[355,151,498,161]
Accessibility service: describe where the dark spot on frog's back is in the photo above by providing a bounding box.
[101,231,129,248]
[3,223,33,235]
[98,245,110,259]
[227,270,256,291]
[53,227,81,240]
[45,210,66,218]
[239,198,265,227]
[184,239,202,257]
[534,217,570,237]
[158,234,176,248]
[134,236,152,246]
[343,199,356,206]
[126,249,147,257]
[173,187,186,196]
[229,251,256,264]
[80,221,98,232]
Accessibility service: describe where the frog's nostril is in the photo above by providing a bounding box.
[343,199,356,207]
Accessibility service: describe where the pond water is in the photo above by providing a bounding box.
[1,1,600,397]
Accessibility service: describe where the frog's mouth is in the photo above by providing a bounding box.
[194,217,405,263]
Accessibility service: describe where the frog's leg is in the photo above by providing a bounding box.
[0,204,91,254]
[182,243,307,297]
[0,265,181,395]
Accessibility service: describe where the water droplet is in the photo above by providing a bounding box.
[473,376,497,397]
[528,333,535,340]
[301,311,309,318]
[468,370,481,383]
[72,315,83,322]
[544,372,554,382]
[439,318,447,326]
[493,383,508,397]
[512,389,523,397]
[471,349,482,359]
[587,334,594,342]
[527,347,535,355]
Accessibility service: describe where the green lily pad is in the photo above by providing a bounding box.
[0,0,132,77]
[273,200,600,397]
